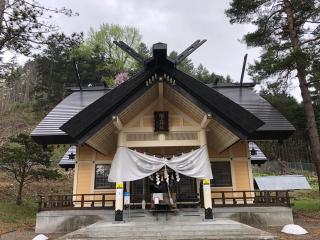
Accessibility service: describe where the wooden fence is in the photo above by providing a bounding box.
[37,190,291,212]
[38,193,116,211]
[212,190,291,207]
[256,132,315,172]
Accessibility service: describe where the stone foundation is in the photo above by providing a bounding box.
[213,206,293,227]
[36,207,293,234]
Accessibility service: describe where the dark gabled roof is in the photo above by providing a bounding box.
[59,146,76,169]
[211,86,295,139]
[31,90,109,144]
[249,142,268,165]
[60,66,159,142]
[162,66,264,137]
[31,42,295,145]
[59,45,264,143]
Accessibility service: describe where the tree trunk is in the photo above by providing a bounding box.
[0,0,5,35]
[16,181,24,205]
[284,0,320,192]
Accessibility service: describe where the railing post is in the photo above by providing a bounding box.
[37,195,42,212]
[49,196,53,209]
[275,191,279,204]
[286,191,290,206]
[222,192,226,205]
[102,194,105,208]
[81,194,84,208]
[58,195,61,207]
[267,191,271,204]
[243,191,247,205]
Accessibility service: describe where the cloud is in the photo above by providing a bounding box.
[37,0,301,100]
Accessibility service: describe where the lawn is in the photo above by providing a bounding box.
[292,189,320,213]
[0,200,37,234]
[291,175,320,213]
[293,198,320,212]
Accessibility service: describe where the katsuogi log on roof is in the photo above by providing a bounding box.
[31,41,295,145]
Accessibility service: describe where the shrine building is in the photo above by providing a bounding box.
[31,41,295,224]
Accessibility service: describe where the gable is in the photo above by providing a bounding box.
[84,82,240,155]
[60,70,263,145]
[125,97,200,130]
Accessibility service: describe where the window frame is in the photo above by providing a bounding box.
[94,164,115,189]
[154,111,169,132]
[210,161,233,187]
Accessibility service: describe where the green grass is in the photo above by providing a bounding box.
[292,189,320,213]
[293,198,320,212]
[0,199,37,232]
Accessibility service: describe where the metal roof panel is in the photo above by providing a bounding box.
[213,87,295,136]
[31,90,108,140]
[254,175,312,190]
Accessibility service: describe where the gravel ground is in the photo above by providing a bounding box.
[0,227,62,240]
[261,213,320,240]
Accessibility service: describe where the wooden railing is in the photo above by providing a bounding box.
[38,193,115,211]
[211,190,291,207]
[37,190,291,211]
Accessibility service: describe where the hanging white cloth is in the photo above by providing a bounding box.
[108,145,212,182]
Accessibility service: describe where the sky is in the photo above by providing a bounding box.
[19,0,302,100]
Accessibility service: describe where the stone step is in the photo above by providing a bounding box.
[66,232,276,240]
[67,229,264,236]
[79,224,251,232]
[58,219,276,240]
[67,231,273,238]
[68,236,275,240]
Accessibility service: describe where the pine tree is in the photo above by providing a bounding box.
[226,0,320,190]
[33,33,83,114]
[0,0,77,56]
[0,133,60,205]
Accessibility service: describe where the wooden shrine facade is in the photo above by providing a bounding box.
[32,41,295,221]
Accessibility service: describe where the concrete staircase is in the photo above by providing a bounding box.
[58,210,276,240]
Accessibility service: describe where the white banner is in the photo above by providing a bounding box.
[108,145,213,182]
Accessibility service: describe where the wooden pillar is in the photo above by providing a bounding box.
[115,182,124,221]
[115,131,125,221]
[199,128,213,220]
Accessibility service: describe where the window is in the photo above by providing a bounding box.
[154,111,169,132]
[94,164,115,189]
[211,162,232,187]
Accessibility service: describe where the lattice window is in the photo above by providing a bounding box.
[94,164,115,189]
[211,162,232,187]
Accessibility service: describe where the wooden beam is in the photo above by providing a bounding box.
[113,41,145,64]
[159,82,163,98]
[200,114,212,129]
[175,40,207,65]
[112,116,123,130]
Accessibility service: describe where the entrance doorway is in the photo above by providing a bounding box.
[130,174,199,208]
[176,174,199,207]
